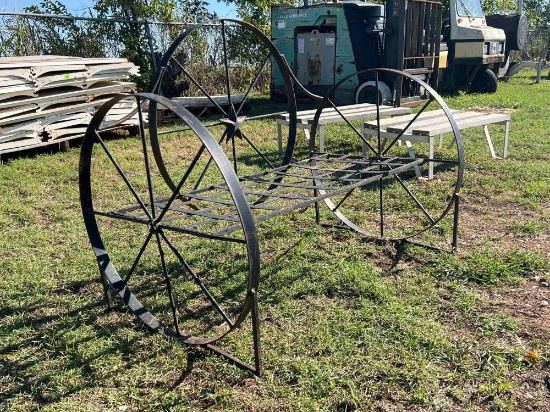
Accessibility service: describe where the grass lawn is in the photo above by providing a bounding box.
[0,69,549,411]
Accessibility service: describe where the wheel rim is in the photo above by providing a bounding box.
[148,18,297,191]
[310,68,464,242]
[79,93,260,345]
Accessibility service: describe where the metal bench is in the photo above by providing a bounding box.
[79,19,466,377]
[363,109,510,179]
[277,103,412,153]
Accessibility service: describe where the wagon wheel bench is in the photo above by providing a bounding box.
[79,19,464,376]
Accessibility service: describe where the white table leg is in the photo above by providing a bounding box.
[483,125,498,158]
[405,141,422,178]
[503,120,509,158]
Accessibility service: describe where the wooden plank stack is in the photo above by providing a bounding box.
[0,56,142,154]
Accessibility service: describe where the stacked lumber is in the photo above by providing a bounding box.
[0,56,143,153]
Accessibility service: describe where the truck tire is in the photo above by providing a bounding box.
[355,80,392,104]
[470,68,498,93]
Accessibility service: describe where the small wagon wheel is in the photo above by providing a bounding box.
[80,93,262,373]
[149,18,297,192]
[309,68,464,244]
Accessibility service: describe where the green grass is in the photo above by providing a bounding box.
[1,70,550,411]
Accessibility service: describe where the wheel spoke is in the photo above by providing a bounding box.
[330,187,357,212]
[326,98,377,154]
[239,129,275,170]
[191,130,228,191]
[231,135,238,173]
[381,98,432,156]
[93,210,149,225]
[169,56,228,116]
[159,229,234,328]
[93,130,152,220]
[117,231,154,292]
[137,97,157,219]
[221,20,233,109]
[235,51,271,116]
[159,222,247,244]
[155,231,181,335]
[392,172,436,223]
[155,130,229,224]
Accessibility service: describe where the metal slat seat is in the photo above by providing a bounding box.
[104,154,423,241]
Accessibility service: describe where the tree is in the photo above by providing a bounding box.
[0,0,104,57]
[90,0,216,88]
[1,0,218,90]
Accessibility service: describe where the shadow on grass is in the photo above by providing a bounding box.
[0,275,210,406]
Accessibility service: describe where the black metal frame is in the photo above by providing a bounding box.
[79,20,464,376]
[310,67,464,245]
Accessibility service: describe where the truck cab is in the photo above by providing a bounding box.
[442,0,506,92]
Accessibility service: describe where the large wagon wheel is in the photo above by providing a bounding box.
[310,68,464,248]
[149,18,297,192]
[80,93,262,374]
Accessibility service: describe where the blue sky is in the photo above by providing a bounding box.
[0,0,237,18]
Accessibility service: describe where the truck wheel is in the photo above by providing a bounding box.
[486,14,527,51]
[355,80,391,104]
[470,68,498,93]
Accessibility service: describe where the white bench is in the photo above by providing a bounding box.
[276,103,412,153]
[362,109,511,179]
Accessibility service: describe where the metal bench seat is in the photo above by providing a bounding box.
[363,109,510,179]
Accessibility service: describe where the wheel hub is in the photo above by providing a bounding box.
[219,107,246,141]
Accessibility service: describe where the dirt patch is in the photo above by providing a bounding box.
[454,195,550,410]
[478,278,550,339]
[458,196,550,259]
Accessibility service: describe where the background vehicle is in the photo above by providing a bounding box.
[271,0,527,104]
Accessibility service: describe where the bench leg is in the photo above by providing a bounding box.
[406,139,434,179]
[360,118,366,155]
[429,136,434,180]
[483,125,498,158]
[277,123,283,155]
[302,128,310,151]
[503,120,509,158]
[405,141,422,178]
[361,123,367,156]
[308,124,323,152]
